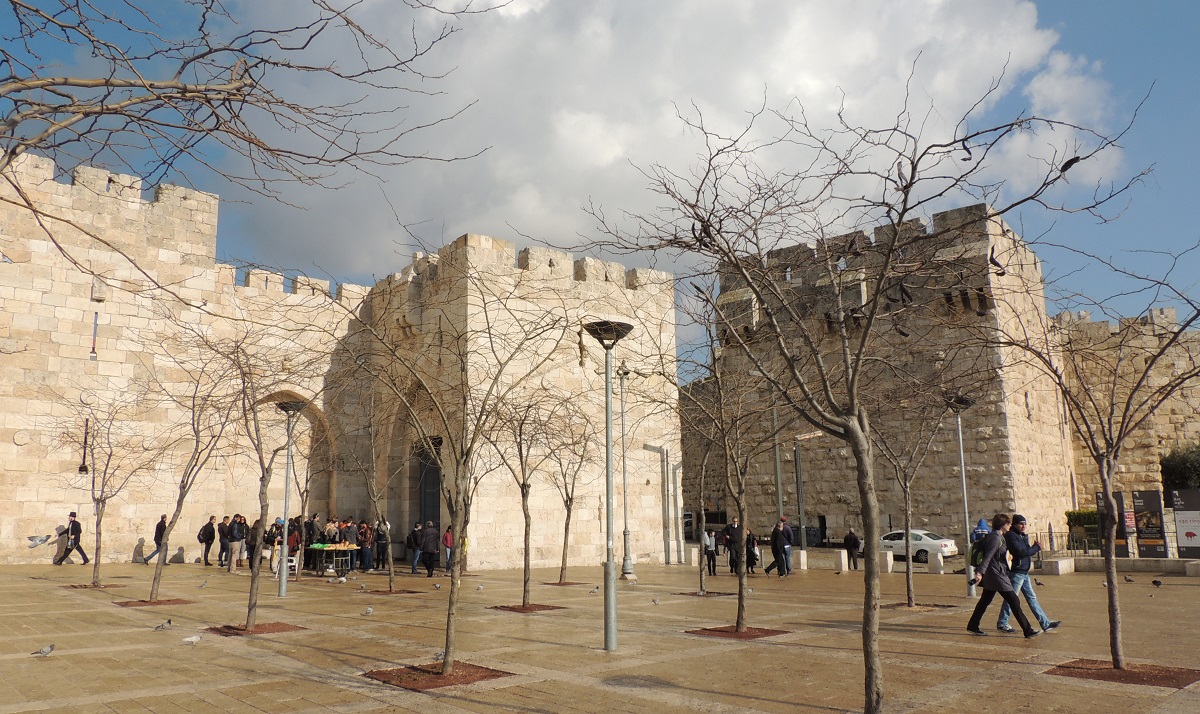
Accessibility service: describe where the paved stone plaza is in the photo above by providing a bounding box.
[2,561,1197,713]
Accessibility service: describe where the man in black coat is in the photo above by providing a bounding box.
[722,518,744,574]
[419,521,442,577]
[217,516,231,568]
[198,515,217,566]
[53,511,89,565]
[143,514,167,565]
[966,513,1038,638]
[996,515,1061,633]
[843,528,861,570]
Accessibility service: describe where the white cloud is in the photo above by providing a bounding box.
[209,0,1123,284]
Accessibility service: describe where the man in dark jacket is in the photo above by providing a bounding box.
[54,511,89,565]
[765,520,789,577]
[997,515,1061,633]
[843,528,861,570]
[407,522,423,574]
[339,518,360,571]
[143,514,168,565]
[217,516,231,568]
[966,513,1038,638]
[198,515,217,566]
[722,518,744,574]
[419,521,441,577]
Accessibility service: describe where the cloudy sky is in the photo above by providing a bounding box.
[209,0,1199,305]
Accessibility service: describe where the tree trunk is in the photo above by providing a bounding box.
[522,489,532,606]
[244,475,271,632]
[735,501,747,632]
[903,485,914,607]
[849,418,884,714]
[558,498,573,584]
[90,500,105,587]
[441,491,467,675]
[1099,457,1126,669]
[698,511,708,596]
[150,497,188,602]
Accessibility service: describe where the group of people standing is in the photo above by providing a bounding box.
[191,513,392,575]
[702,516,796,577]
[406,521,455,577]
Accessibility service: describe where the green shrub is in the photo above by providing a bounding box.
[1066,509,1099,528]
[1161,443,1200,491]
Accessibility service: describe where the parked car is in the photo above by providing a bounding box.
[878,530,958,563]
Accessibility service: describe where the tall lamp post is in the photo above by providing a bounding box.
[277,400,307,597]
[584,319,634,653]
[617,361,636,580]
[947,393,975,597]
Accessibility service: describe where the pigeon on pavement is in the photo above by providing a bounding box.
[1034,578,1045,587]
[31,644,54,657]
[27,535,52,548]
[651,598,660,605]
[182,635,202,645]
[154,619,172,631]
[589,586,599,594]
[360,583,367,591]
[476,584,484,591]
[435,650,445,661]
[363,606,373,616]
[1101,580,1108,588]
[834,571,842,575]
[199,580,208,589]
[1152,579,1163,588]
[1124,576,1135,583]
[433,583,441,590]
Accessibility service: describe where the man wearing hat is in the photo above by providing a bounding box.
[54,511,89,565]
[997,514,1061,633]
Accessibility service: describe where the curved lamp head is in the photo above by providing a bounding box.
[583,320,634,350]
[944,393,975,413]
[277,400,308,416]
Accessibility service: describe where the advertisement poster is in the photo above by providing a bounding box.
[1170,489,1200,559]
[1096,491,1129,557]
[1132,490,1166,558]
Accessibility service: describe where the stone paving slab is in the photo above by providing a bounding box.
[2,562,1198,713]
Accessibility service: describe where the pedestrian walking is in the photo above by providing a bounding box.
[966,513,1039,638]
[765,520,788,577]
[143,514,168,565]
[722,518,744,574]
[442,525,454,573]
[53,511,89,565]
[703,529,717,576]
[996,515,1062,634]
[407,522,423,574]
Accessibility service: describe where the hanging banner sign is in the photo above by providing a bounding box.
[1169,489,1200,559]
[1132,490,1166,558]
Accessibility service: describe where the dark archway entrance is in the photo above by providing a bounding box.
[414,438,442,529]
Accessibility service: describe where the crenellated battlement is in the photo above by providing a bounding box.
[1,153,219,269]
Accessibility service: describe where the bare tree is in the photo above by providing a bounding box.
[544,399,597,585]
[986,247,1200,669]
[1,0,490,288]
[138,326,241,601]
[486,389,592,605]
[680,283,791,631]
[334,252,573,674]
[55,388,164,586]
[594,88,1139,712]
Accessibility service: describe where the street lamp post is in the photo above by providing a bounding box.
[947,394,976,597]
[277,400,307,597]
[617,362,635,580]
[583,320,634,653]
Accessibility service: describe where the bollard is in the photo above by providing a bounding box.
[928,552,944,574]
[878,551,893,573]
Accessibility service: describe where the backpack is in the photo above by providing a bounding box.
[197,527,205,543]
[969,539,985,567]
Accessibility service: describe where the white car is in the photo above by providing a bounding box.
[878,530,959,563]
